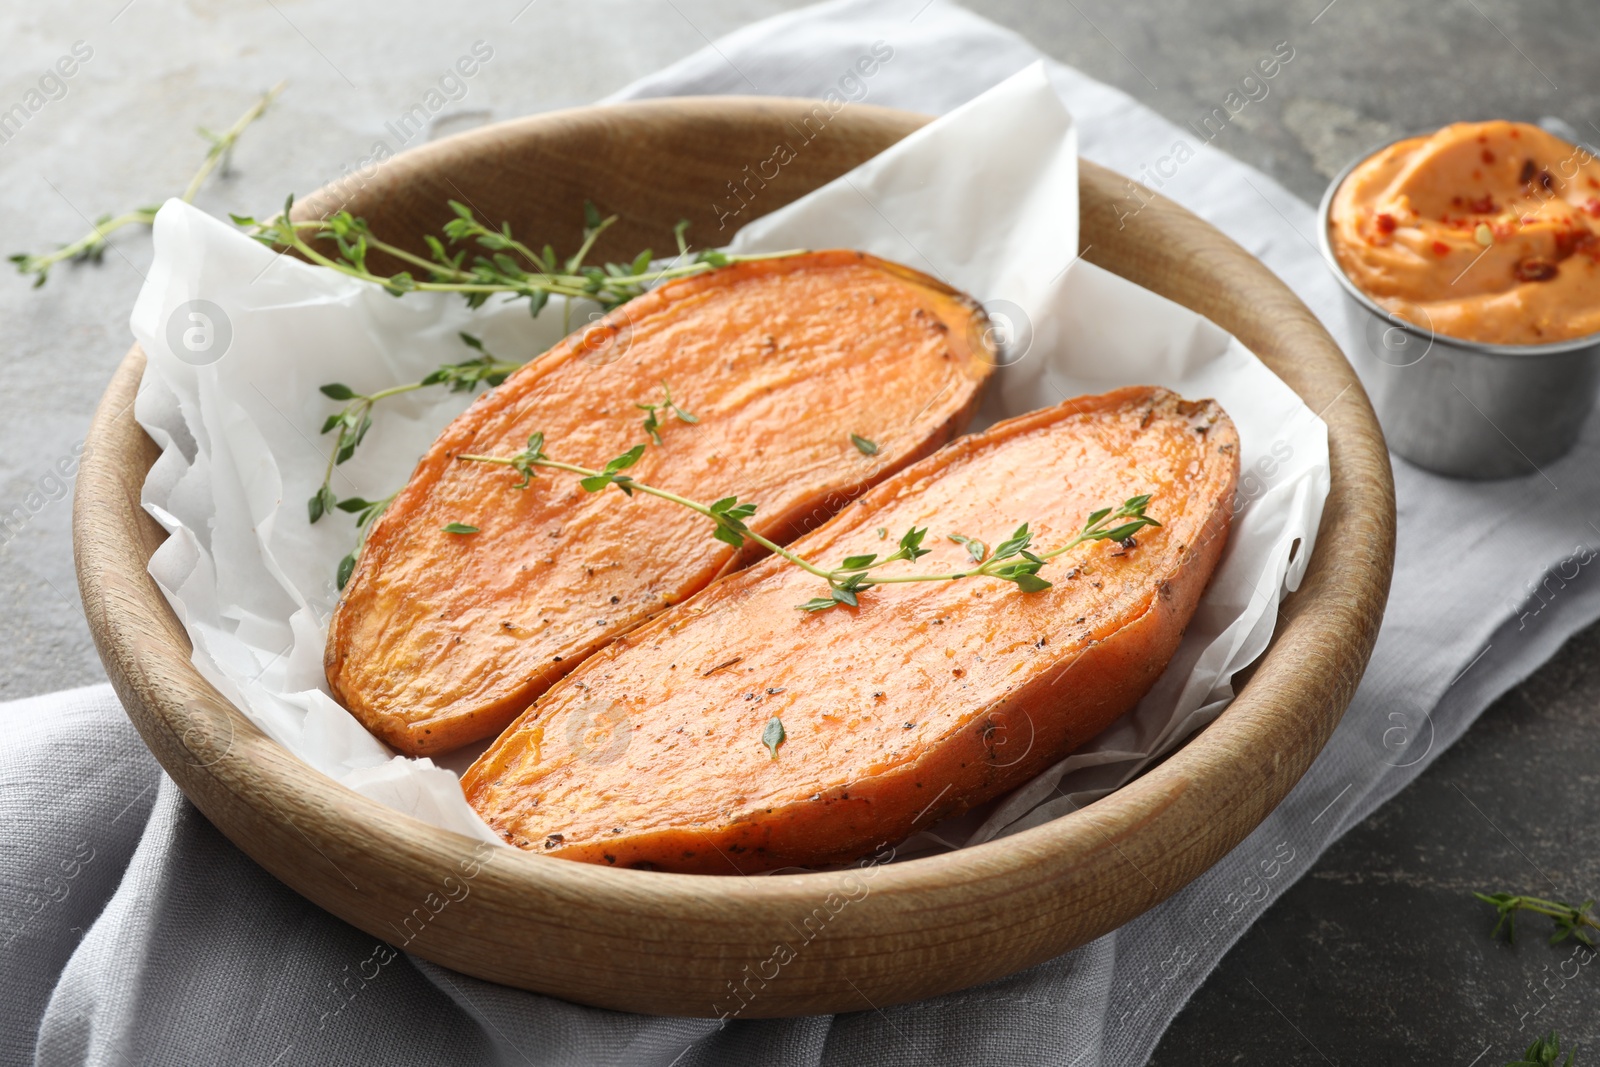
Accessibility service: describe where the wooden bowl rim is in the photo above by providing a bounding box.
[73,95,1395,1014]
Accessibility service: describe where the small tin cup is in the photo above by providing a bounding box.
[1317,136,1600,479]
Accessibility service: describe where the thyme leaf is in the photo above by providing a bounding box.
[948,533,988,563]
[1506,1032,1578,1067]
[761,716,786,759]
[332,492,396,590]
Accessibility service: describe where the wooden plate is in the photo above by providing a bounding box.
[73,98,1394,1017]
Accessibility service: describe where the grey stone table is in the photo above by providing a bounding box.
[2,1,1596,1062]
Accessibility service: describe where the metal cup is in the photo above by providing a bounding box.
[1317,142,1600,479]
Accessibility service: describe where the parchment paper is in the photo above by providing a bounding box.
[133,62,1329,851]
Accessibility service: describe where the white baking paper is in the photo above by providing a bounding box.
[133,62,1328,853]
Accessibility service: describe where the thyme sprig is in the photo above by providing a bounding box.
[430,332,524,391]
[1508,1033,1578,1067]
[455,437,1160,612]
[230,198,800,333]
[1475,892,1599,947]
[331,493,396,590]
[308,332,522,525]
[793,497,1159,612]
[636,381,698,445]
[9,82,283,287]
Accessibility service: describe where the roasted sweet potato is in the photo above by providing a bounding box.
[463,385,1240,873]
[327,251,993,756]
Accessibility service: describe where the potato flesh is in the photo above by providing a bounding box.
[326,251,992,756]
[465,386,1240,874]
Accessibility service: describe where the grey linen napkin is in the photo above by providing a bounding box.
[9,2,1600,1065]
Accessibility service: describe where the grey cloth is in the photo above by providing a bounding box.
[7,1,1600,1065]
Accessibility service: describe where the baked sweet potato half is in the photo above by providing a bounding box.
[327,251,993,756]
[463,385,1240,873]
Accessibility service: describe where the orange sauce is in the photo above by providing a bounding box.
[1329,120,1600,345]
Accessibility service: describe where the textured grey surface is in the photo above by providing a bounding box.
[1,0,1596,1062]
[1150,625,1600,1064]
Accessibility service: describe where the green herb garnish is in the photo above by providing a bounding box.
[8,88,813,606]
[231,198,800,335]
[457,435,1159,613]
[441,523,479,534]
[10,83,283,287]
[948,533,987,563]
[636,381,698,445]
[850,433,879,455]
[761,716,786,759]
[1507,1032,1577,1067]
[578,445,646,495]
[428,332,523,391]
[331,493,396,589]
[1475,892,1598,947]
[308,332,522,527]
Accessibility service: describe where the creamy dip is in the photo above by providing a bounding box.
[1329,120,1600,345]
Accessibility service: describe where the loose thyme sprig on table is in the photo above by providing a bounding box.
[1507,1032,1578,1067]
[454,436,1160,612]
[10,83,284,287]
[1475,891,1599,947]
